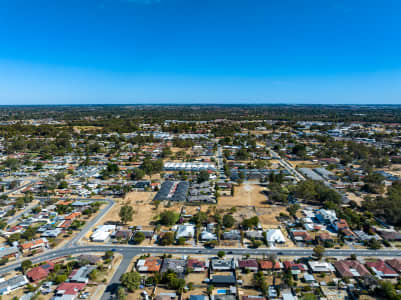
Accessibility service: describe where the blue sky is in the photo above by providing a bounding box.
[0,0,400,104]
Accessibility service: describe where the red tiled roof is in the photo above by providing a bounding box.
[27,266,49,282]
[336,219,349,230]
[238,259,258,269]
[283,261,306,271]
[334,260,370,278]
[259,260,281,270]
[187,258,206,269]
[385,259,401,273]
[366,260,398,276]
[56,282,86,295]
[20,239,47,250]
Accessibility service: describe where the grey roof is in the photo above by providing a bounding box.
[161,258,186,274]
[299,168,324,181]
[211,275,236,285]
[154,181,189,202]
[0,275,28,291]
[0,246,19,259]
[70,265,96,283]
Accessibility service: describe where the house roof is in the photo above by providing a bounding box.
[283,261,306,271]
[137,257,162,272]
[385,259,401,273]
[20,238,47,250]
[366,260,398,277]
[259,260,282,270]
[334,260,370,278]
[238,259,258,269]
[56,282,86,295]
[187,258,206,269]
[27,266,50,282]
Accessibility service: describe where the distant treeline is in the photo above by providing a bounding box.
[0,104,401,123]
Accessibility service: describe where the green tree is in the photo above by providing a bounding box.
[117,287,127,300]
[119,205,134,224]
[120,271,141,292]
[133,232,145,244]
[159,211,179,226]
[159,232,175,245]
[217,251,225,258]
[223,214,235,228]
[21,260,33,274]
[313,245,325,260]
[130,168,145,180]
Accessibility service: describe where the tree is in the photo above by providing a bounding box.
[117,287,127,300]
[253,271,268,295]
[130,168,145,180]
[223,214,235,228]
[133,232,145,244]
[207,285,214,296]
[177,237,186,245]
[313,245,325,260]
[153,200,161,211]
[105,250,114,260]
[217,251,225,258]
[21,260,33,274]
[159,232,175,245]
[197,170,209,183]
[242,216,259,230]
[159,211,179,226]
[55,274,68,284]
[120,271,141,292]
[119,205,134,224]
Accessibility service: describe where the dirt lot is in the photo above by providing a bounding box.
[289,160,320,168]
[346,192,365,206]
[218,184,268,207]
[101,191,157,227]
[218,184,290,228]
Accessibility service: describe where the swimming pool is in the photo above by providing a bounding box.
[217,289,227,294]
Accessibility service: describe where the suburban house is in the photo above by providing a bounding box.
[308,261,335,273]
[385,259,401,274]
[54,282,86,300]
[161,259,186,276]
[259,260,282,271]
[366,260,399,278]
[238,259,259,272]
[137,257,163,273]
[333,260,371,278]
[26,261,54,282]
[19,238,48,254]
[0,275,28,295]
[187,258,207,272]
[265,229,286,244]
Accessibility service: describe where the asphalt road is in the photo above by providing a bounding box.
[100,251,138,300]
[6,203,39,226]
[1,244,400,276]
[65,198,114,247]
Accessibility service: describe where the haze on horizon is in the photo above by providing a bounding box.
[0,0,400,105]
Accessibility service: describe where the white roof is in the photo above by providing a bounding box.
[266,229,286,243]
[175,224,195,239]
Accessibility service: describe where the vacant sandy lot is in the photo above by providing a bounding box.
[346,192,365,206]
[218,184,268,208]
[102,191,157,226]
[289,160,319,168]
[257,206,289,227]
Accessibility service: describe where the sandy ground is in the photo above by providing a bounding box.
[218,184,289,228]
[346,192,365,206]
[100,191,157,227]
[289,160,319,168]
[218,184,268,208]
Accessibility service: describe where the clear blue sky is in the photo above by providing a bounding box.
[0,0,400,104]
